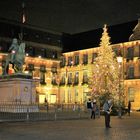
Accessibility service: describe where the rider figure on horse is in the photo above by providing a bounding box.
[8,38,19,63]
[2,38,25,75]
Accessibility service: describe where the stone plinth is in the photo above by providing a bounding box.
[0,74,39,112]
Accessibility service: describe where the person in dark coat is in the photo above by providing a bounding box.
[44,98,49,112]
[91,100,97,119]
[87,99,92,118]
[128,101,131,116]
[103,99,112,128]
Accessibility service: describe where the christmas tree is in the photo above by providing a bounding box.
[89,24,120,103]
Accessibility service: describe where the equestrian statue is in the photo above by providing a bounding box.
[2,38,26,75]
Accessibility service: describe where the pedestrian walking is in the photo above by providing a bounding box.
[91,100,97,119]
[103,99,113,128]
[128,101,131,116]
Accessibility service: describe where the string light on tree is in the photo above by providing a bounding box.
[89,24,120,102]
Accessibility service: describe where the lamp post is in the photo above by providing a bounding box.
[117,56,123,118]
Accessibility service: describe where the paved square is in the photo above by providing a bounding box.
[0,112,140,140]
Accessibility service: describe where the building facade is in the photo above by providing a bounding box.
[60,40,140,110]
[0,18,62,104]
[0,19,140,110]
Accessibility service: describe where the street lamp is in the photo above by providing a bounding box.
[117,56,123,118]
[117,56,123,64]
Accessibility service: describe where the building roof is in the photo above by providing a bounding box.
[62,20,138,53]
[0,18,62,48]
[129,19,140,41]
[0,18,138,53]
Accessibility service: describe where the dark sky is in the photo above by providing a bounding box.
[0,0,140,34]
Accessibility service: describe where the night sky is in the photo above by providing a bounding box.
[0,0,140,34]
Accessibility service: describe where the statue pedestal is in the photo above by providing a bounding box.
[0,74,39,112]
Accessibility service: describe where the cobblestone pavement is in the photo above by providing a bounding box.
[0,112,140,140]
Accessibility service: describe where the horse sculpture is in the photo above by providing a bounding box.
[2,39,25,75]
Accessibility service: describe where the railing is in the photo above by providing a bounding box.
[0,102,91,122]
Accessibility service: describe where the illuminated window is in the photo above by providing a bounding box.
[83,54,88,64]
[127,47,134,60]
[60,57,66,67]
[51,67,57,73]
[40,65,46,72]
[74,55,79,65]
[128,87,135,102]
[40,72,46,85]
[68,56,73,66]
[128,66,134,79]
[74,72,79,85]
[82,71,88,84]
[74,88,78,102]
[51,75,57,85]
[60,73,65,85]
[67,73,73,85]
[92,53,97,63]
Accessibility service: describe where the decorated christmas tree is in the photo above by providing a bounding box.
[89,24,120,103]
